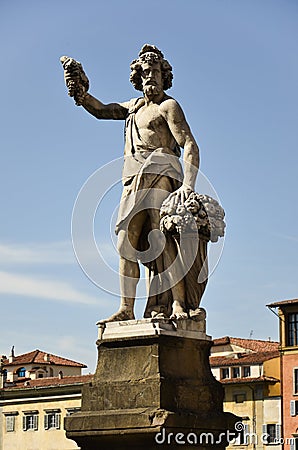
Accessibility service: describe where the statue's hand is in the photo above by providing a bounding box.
[60,56,89,106]
[168,184,193,206]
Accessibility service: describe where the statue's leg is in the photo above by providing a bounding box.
[100,209,148,323]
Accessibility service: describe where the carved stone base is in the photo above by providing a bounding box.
[64,319,238,449]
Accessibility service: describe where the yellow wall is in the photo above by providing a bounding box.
[223,385,256,449]
[263,357,281,397]
[2,396,80,450]
[223,383,281,450]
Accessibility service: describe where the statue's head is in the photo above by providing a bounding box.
[130,44,173,92]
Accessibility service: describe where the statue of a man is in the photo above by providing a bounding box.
[61,44,203,322]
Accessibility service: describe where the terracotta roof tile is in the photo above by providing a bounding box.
[2,374,93,390]
[220,376,279,384]
[3,350,87,368]
[212,336,230,346]
[210,350,280,367]
[212,337,279,352]
[267,298,298,308]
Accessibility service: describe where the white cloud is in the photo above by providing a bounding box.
[0,331,97,372]
[0,271,99,305]
[0,239,120,269]
[273,233,298,243]
[53,336,96,372]
[0,241,75,266]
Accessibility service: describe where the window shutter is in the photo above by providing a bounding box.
[276,424,281,441]
[55,413,61,429]
[290,441,294,450]
[290,400,296,416]
[244,424,249,444]
[6,416,15,432]
[22,416,27,431]
[44,414,49,430]
[33,414,38,431]
[294,368,298,394]
[262,425,268,444]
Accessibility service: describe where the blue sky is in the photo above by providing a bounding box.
[1,0,297,372]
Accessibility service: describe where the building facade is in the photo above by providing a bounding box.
[0,348,91,450]
[1,348,86,384]
[267,298,298,450]
[210,336,282,449]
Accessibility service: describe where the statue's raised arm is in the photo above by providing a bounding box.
[60,56,128,120]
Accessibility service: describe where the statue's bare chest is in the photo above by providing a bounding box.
[135,104,166,133]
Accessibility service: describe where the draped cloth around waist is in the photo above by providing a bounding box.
[115,148,183,234]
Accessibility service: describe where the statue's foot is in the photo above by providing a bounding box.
[170,312,188,320]
[98,309,135,324]
[170,301,188,321]
[150,306,167,319]
[189,307,206,322]
[151,311,167,319]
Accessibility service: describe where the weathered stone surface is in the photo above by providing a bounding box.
[65,408,236,450]
[65,320,238,449]
[97,316,209,341]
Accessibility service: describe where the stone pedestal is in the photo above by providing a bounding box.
[65,318,238,449]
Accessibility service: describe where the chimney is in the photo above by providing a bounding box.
[8,346,15,363]
[44,353,51,362]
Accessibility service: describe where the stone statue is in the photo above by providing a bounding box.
[61,44,225,323]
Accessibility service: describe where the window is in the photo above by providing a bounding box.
[6,416,15,432]
[294,368,298,395]
[287,313,298,346]
[290,437,298,450]
[262,424,281,444]
[4,412,18,432]
[44,410,61,430]
[234,393,246,403]
[232,367,240,378]
[22,411,39,431]
[234,424,249,445]
[243,366,251,377]
[255,386,263,400]
[66,407,81,416]
[221,368,229,379]
[290,400,298,416]
[17,367,26,377]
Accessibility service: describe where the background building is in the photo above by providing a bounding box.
[0,348,91,450]
[1,348,86,385]
[267,299,298,450]
[2,327,296,450]
[210,336,281,449]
